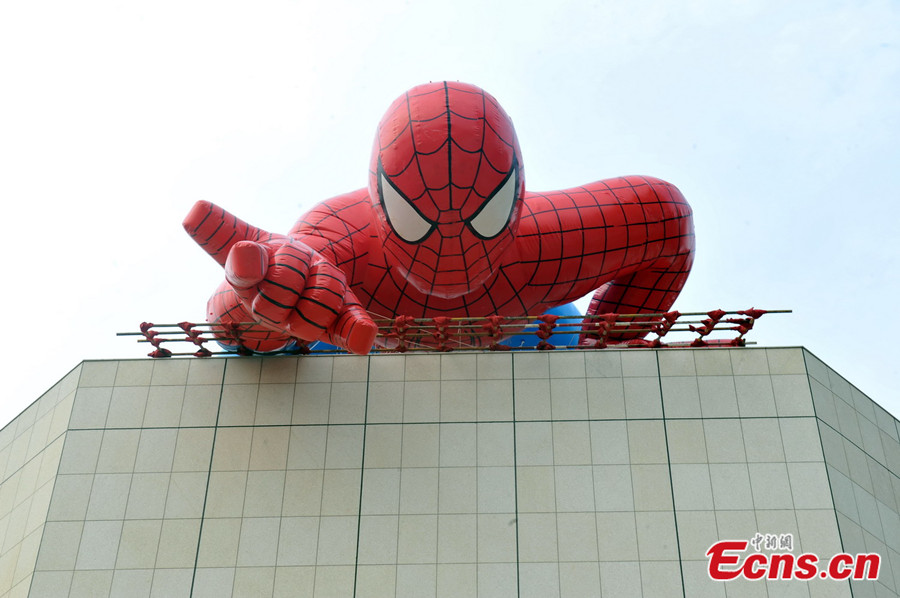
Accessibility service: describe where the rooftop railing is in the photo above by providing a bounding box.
[120,309,790,358]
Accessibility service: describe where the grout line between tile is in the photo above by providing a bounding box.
[511,354,521,598]
[351,356,372,598]
[188,358,228,597]
[657,352,687,597]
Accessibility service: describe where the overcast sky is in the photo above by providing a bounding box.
[1,0,897,429]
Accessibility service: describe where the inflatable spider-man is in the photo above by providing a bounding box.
[184,81,695,354]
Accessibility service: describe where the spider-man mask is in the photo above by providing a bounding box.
[369,81,525,299]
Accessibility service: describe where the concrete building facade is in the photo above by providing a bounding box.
[0,347,897,597]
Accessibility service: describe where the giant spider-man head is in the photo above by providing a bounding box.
[369,81,525,299]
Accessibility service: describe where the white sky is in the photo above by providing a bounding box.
[1,0,897,429]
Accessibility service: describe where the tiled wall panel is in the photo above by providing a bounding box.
[0,365,80,598]
[806,350,900,598]
[0,348,896,596]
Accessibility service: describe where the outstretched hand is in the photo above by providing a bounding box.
[183,200,377,355]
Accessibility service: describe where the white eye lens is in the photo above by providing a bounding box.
[467,168,518,239]
[380,173,434,243]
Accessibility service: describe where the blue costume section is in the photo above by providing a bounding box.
[503,303,583,348]
[306,339,341,352]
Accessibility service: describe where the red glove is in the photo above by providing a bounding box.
[183,200,377,355]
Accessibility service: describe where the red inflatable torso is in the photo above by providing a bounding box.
[184,81,695,354]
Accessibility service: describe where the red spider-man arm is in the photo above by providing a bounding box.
[287,189,377,292]
[512,175,695,333]
[183,199,378,354]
